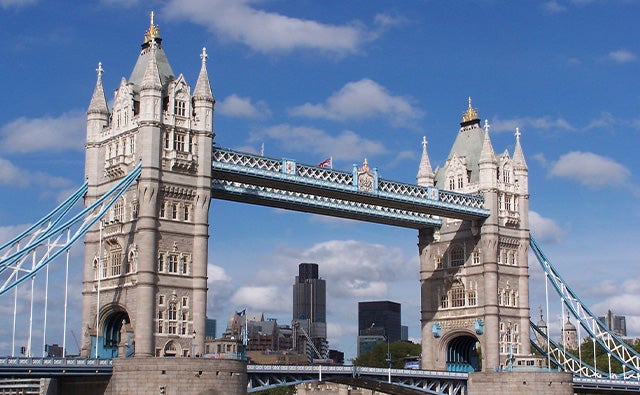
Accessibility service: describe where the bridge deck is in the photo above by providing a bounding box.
[211,147,489,229]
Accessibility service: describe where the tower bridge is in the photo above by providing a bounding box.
[1,13,640,395]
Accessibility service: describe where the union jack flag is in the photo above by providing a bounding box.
[317,157,332,169]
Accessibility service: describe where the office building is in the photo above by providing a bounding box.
[598,310,627,337]
[357,301,401,356]
[292,263,328,361]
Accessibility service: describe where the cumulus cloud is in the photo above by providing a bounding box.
[231,286,291,313]
[549,151,631,189]
[542,1,567,13]
[608,49,637,63]
[217,94,271,119]
[529,210,565,243]
[0,157,30,187]
[207,264,235,314]
[0,0,36,8]
[490,115,575,134]
[0,111,85,154]
[163,0,377,55]
[289,79,423,126]
[592,279,640,336]
[251,124,386,161]
[0,157,74,191]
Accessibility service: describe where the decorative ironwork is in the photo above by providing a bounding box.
[211,147,489,224]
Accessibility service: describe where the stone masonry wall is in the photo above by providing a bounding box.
[105,358,247,395]
[467,371,573,395]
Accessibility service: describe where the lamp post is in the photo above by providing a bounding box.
[385,336,391,383]
[192,331,196,358]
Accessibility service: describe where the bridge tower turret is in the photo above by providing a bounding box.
[81,13,214,359]
[418,99,530,372]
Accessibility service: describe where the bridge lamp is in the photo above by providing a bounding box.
[192,331,196,358]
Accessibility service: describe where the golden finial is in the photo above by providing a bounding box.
[462,96,479,123]
[144,11,160,43]
[362,158,370,171]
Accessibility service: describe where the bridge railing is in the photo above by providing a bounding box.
[212,147,488,219]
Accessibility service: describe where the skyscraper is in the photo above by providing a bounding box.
[292,263,328,361]
[357,301,401,356]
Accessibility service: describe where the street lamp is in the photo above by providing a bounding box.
[192,331,196,358]
[385,336,391,383]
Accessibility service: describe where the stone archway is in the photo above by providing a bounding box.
[446,335,481,372]
[101,309,132,358]
[162,340,182,357]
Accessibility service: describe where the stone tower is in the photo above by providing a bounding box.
[81,13,215,358]
[417,99,530,371]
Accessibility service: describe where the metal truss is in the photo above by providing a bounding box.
[247,365,468,394]
[530,237,640,380]
[211,180,443,228]
[0,357,113,376]
[0,163,142,296]
[212,147,489,226]
[530,320,605,378]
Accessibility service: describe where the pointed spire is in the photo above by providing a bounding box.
[144,11,161,44]
[193,47,214,102]
[88,62,109,115]
[417,136,435,186]
[141,40,162,90]
[479,127,497,165]
[512,127,528,170]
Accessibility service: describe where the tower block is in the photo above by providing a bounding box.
[417,99,530,372]
[81,14,215,359]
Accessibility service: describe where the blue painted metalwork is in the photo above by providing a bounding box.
[530,237,640,380]
[530,320,605,378]
[474,319,484,335]
[211,147,489,228]
[432,323,441,338]
[0,357,113,376]
[0,163,142,296]
[246,364,468,394]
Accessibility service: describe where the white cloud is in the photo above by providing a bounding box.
[207,264,235,315]
[231,286,291,313]
[542,1,567,13]
[252,124,386,161]
[592,281,640,337]
[0,224,30,245]
[608,49,637,63]
[549,151,631,189]
[0,157,30,186]
[0,157,74,191]
[289,79,423,126]
[163,0,375,55]
[0,111,85,154]
[529,210,565,243]
[217,94,271,119]
[491,115,575,133]
[0,0,36,8]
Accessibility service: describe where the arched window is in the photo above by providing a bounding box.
[451,281,465,307]
[168,303,178,335]
[108,245,123,277]
[450,246,465,267]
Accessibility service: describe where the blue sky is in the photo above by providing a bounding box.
[1,0,639,361]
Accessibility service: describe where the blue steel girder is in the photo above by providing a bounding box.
[211,147,489,229]
[530,237,640,380]
[0,163,142,296]
[246,365,468,395]
[530,320,606,378]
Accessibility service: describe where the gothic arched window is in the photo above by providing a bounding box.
[450,246,465,267]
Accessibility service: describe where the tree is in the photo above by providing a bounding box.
[353,341,421,368]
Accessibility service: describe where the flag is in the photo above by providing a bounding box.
[317,157,332,169]
[236,309,246,317]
